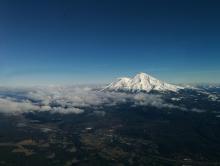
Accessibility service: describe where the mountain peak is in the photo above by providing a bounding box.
[136,72,151,76]
[103,72,184,92]
[134,72,156,81]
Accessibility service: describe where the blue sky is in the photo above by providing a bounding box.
[1,0,220,86]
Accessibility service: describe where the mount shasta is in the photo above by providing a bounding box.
[104,72,184,92]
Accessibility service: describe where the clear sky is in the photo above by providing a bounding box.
[1,0,220,86]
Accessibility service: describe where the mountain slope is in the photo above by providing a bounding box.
[103,72,184,92]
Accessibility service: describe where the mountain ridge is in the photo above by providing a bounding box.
[103,72,184,92]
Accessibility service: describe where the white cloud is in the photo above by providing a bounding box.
[0,86,190,114]
[52,107,84,114]
[0,98,41,114]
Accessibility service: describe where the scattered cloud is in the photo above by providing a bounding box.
[191,108,205,113]
[0,98,44,114]
[52,107,84,114]
[0,86,196,114]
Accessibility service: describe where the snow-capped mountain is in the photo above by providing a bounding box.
[103,72,184,92]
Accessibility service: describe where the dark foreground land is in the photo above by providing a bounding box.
[0,105,220,166]
[0,88,220,166]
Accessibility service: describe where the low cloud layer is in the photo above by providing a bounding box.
[0,86,188,115]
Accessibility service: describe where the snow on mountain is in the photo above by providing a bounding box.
[103,72,184,92]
